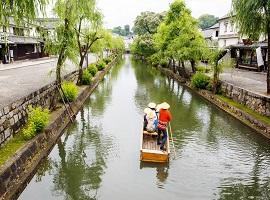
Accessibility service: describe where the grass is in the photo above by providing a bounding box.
[0,133,27,166]
[216,95,270,126]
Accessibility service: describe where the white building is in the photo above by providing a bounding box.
[201,23,219,47]
[217,14,240,48]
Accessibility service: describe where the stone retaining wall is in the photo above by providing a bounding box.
[0,56,118,200]
[0,71,78,147]
[158,66,270,140]
[221,82,270,117]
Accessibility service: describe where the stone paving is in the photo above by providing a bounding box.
[0,55,97,108]
[220,68,269,97]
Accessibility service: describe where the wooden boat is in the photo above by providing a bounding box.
[140,130,170,163]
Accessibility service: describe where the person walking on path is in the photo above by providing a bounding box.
[156,102,172,151]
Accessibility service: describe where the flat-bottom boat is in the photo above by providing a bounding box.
[140,131,170,163]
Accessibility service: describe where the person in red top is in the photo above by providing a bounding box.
[157,102,172,151]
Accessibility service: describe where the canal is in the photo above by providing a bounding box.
[19,55,270,200]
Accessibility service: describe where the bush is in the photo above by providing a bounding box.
[103,57,112,64]
[82,70,92,85]
[191,72,210,89]
[87,64,98,76]
[61,82,78,102]
[96,60,106,71]
[22,106,50,140]
[196,65,211,73]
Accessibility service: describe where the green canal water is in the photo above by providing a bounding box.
[19,55,270,200]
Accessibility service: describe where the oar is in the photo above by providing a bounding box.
[169,122,176,159]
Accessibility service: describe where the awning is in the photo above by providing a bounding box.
[229,42,268,49]
[8,35,40,44]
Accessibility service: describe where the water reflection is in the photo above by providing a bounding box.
[19,55,270,200]
[140,162,169,189]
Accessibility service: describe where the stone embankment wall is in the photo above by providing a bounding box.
[0,57,118,200]
[158,66,270,139]
[221,82,270,117]
[0,71,78,146]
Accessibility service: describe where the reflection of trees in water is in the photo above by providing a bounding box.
[131,60,204,148]
[85,57,124,116]
[51,108,112,200]
[217,136,270,200]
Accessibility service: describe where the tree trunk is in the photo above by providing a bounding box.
[77,54,86,85]
[212,63,219,94]
[172,59,176,73]
[267,29,270,93]
[190,59,196,73]
[167,59,172,68]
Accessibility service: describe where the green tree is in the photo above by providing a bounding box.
[153,0,206,75]
[198,14,218,29]
[50,0,77,85]
[133,11,164,35]
[232,0,270,93]
[124,24,130,35]
[0,0,47,24]
[74,3,104,85]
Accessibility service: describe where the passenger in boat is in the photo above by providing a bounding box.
[143,102,157,131]
[156,102,172,151]
[143,107,158,132]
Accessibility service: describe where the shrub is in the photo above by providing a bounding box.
[196,65,211,73]
[61,82,78,102]
[82,70,93,85]
[87,64,98,76]
[103,57,112,64]
[96,60,106,71]
[191,72,210,89]
[22,106,50,140]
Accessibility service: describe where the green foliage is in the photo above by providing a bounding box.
[131,35,156,58]
[87,64,98,76]
[191,72,210,89]
[82,70,93,85]
[152,0,207,72]
[61,82,78,102]
[0,0,47,26]
[133,11,164,35]
[22,106,50,140]
[103,57,112,64]
[198,14,218,29]
[96,60,106,71]
[112,25,131,36]
[196,65,211,73]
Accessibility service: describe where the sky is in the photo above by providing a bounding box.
[97,0,232,29]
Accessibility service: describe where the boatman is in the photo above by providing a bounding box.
[156,102,172,151]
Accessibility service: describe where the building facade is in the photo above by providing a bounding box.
[0,18,58,64]
[217,14,240,48]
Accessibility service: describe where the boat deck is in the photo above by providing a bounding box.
[142,135,160,151]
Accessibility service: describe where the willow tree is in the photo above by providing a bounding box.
[0,0,47,24]
[47,0,77,85]
[73,0,106,85]
[232,0,270,93]
[154,0,205,74]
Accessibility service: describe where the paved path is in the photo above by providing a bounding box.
[0,55,97,108]
[220,68,269,97]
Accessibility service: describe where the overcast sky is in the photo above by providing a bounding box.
[97,0,232,29]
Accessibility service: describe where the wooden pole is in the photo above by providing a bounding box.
[168,122,176,159]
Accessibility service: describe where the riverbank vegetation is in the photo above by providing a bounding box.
[131,0,226,93]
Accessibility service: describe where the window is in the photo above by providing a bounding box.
[2,26,6,32]
[13,27,24,36]
[230,22,234,32]
[215,30,219,37]
[224,22,228,33]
